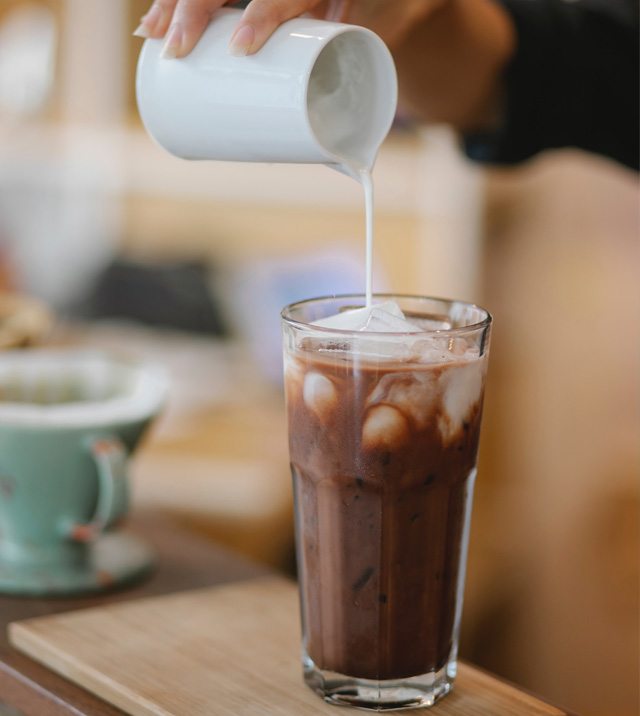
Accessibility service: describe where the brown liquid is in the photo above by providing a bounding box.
[286,347,486,681]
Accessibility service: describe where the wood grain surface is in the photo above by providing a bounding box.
[0,512,269,716]
[10,576,570,716]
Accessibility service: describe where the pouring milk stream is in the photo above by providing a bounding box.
[136,8,397,314]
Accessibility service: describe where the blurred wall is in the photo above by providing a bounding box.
[465,150,639,716]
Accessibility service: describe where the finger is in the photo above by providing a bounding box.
[133,0,178,39]
[162,0,230,58]
[228,0,324,57]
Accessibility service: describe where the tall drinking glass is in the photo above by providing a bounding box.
[281,295,492,711]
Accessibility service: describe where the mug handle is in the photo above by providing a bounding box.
[67,438,130,543]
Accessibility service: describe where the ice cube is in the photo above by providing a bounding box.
[351,303,426,359]
[283,355,304,398]
[406,338,459,364]
[303,372,337,422]
[311,301,412,332]
[437,359,485,443]
[406,336,483,364]
[362,404,409,449]
[309,302,424,360]
[450,338,469,356]
[351,335,415,361]
[363,306,424,334]
[367,371,437,428]
[405,314,453,331]
[312,306,370,331]
[370,301,406,319]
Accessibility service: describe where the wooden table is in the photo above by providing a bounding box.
[0,512,578,716]
[0,512,268,716]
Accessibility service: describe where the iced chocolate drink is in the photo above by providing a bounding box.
[281,296,491,711]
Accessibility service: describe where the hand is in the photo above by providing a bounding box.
[133,0,449,59]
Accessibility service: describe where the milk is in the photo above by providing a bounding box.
[359,169,374,306]
[306,37,380,306]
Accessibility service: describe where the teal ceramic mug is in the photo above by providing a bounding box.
[0,349,169,595]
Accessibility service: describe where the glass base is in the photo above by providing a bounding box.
[302,646,456,711]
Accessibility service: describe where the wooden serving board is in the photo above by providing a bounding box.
[9,577,567,716]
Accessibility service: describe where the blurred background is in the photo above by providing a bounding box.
[0,2,637,715]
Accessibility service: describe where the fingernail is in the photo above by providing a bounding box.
[160,23,183,59]
[228,24,255,56]
[133,5,162,37]
[133,24,149,38]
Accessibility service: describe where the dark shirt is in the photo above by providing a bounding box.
[465,0,639,171]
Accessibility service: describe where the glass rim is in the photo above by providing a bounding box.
[280,293,492,336]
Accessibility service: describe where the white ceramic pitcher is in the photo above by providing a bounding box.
[136,9,398,179]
